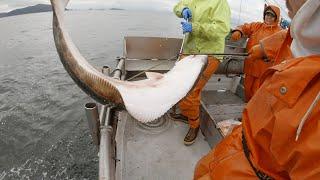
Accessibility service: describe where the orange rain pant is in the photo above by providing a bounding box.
[179,56,220,128]
[244,58,274,102]
[244,72,261,102]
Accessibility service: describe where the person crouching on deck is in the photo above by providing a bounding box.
[231,4,282,102]
[194,0,320,179]
[170,0,231,146]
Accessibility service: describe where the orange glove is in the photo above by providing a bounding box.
[231,31,242,41]
[248,44,264,60]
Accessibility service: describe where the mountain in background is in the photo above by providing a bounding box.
[68,7,125,11]
[0,4,52,18]
[0,13,7,18]
[0,3,127,18]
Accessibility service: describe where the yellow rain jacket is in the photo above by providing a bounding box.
[174,0,231,57]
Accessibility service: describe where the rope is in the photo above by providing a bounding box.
[242,132,274,179]
[237,0,243,25]
[295,90,320,141]
[126,55,178,81]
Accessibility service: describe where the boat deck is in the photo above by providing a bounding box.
[115,89,245,180]
[116,112,210,180]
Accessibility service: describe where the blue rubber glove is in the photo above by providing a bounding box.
[182,8,192,20]
[181,21,192,34]
[280,19,291,29]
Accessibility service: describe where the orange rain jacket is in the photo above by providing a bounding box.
[261,29,292,65]
[194,30,320,179]
[234,5,281,102]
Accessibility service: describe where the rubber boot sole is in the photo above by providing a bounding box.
[184,138,196,146]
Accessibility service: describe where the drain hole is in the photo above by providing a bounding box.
[136,113,171,134]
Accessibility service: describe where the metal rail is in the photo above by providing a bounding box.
[180,53,249,57]
[85,58,124,180]
[99,58,124,180]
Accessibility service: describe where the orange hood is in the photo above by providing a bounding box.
[264,5,280,25]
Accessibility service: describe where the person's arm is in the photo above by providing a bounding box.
[173,0,189,18]
[248,30,288,61]
[192,3,231,40]
[235,22,261,37]
[260,30,288,61]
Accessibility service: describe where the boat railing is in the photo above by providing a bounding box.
[123,36,247,76]
[85,58,125,180]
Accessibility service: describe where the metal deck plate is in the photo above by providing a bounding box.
[115,112,210,180]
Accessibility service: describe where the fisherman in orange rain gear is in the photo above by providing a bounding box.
[194,0,320,179]
[231,4,282,102]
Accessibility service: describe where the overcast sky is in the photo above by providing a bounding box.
[0,0,288,23]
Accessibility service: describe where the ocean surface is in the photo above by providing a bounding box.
[0,10,182,179]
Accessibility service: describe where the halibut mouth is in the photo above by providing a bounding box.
[50,0,207,122]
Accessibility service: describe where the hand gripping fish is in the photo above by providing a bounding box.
[50,0,207,123]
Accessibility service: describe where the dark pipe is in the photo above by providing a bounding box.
[85,102,100,146]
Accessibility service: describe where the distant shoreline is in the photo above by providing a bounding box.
[109,8,125,11]
[0,4,52,18]
[0,4,125,18]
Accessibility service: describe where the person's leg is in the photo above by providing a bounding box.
[169,54,189,123]
[244,74,255,102]
[249,59,270,98]
[243,57,254,102]
[179,88,201,127]
[179,56,220,145]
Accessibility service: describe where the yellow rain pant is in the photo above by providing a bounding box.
[179,56,220,128]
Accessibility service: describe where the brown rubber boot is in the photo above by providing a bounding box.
[184,127,200,146]
[169,112,188,124]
